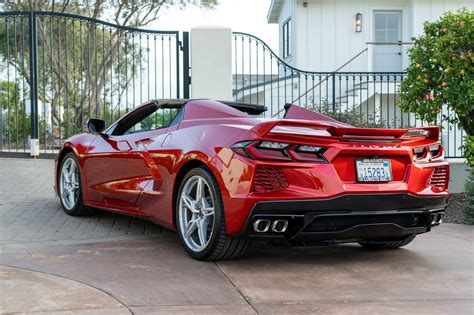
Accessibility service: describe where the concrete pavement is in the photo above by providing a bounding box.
[0,158,473,314]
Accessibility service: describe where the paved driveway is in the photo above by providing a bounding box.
[0,158,473,314]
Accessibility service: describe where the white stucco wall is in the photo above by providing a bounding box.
[281,0,472,72]
[191,26,233,100]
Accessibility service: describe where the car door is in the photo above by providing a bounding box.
[83,102,179,213]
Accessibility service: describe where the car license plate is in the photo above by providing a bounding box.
[356,159,392,182]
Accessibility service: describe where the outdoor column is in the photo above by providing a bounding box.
[190,26,232,100]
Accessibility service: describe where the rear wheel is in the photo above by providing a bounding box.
[176,166,250,260]
[58,153,95,216]
[358,235,416,250]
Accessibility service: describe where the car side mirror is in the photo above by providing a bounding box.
[87,118,106,134]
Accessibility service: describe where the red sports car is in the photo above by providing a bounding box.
[55,99,449,260]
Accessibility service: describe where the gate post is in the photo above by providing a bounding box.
[331,72,336,113]
[182,32,190,99]
[28,11,39,156]
[190,26,232,100]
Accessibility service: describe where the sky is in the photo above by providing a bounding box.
[149,0,279,51]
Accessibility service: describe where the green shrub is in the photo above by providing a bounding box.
[398,8,474,167]
[462,169,474,224]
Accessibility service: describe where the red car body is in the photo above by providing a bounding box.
[55,99,449,247]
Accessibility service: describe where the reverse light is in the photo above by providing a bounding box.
[402,129,429,139]
[270,126,331,137]
[413,147,424,154]
[413,147,426,159]
[297,145,324,153]
[253,141,291,160]
[428,144,441,156]
[258,141,290,150]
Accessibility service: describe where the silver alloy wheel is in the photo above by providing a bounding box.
[178,175,216,252]
[59,157,80,210]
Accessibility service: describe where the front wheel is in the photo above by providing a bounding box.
[58,153,95,216]
[176,166,250,260]
[358,235,416,250]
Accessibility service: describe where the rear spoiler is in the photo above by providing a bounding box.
[251,120,440,141]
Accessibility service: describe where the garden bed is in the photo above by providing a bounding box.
[444,193,469,224]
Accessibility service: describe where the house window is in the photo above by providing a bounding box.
[282,18,292,59]
[374,11,401,43]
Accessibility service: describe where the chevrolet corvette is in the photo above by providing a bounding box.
[55,99,449,260]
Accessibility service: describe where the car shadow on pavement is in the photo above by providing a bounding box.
[242,239,431,264]
[52,204,434,267]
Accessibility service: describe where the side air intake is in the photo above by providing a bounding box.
[253,167,288,193]
[429,165,449,191]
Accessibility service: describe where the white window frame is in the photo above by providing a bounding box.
[282,18,292,59]
[373,10,402,43]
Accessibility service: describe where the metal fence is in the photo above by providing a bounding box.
[232,32,465,158]
[0,11,189,156]
[0,13,465,159]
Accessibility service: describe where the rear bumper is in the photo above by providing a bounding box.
[241,193,448,246]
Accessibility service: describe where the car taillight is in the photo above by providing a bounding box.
[428,144,441,157]
[428,165,449,191]
[413,144,444,161]
[413,147,427,159]
[249,141,292,161]
[258,141,290,150]
[231,141,327,163]
[230,141,253,158]
[289,145,326,162]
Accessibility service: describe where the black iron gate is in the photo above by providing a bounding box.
[232,32,465,158]
[0,11,190,156]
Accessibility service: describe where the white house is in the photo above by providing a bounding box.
[192,4,470,190]
[267,0,473,72]
[248,0,471,159]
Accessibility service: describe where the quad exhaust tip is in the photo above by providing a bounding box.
[253,219,271,233]
[431,213,444,226]
[253,219,288,233]
[272,220,288,233]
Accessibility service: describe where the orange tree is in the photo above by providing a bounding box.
[398,9,473,166]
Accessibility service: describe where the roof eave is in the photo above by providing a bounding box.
[267,0,282,24]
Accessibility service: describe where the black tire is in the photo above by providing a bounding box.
[58,152,96,216]
[175,166,250,260]
[358,235,416,250]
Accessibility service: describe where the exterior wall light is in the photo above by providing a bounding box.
[355,13,362,32]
